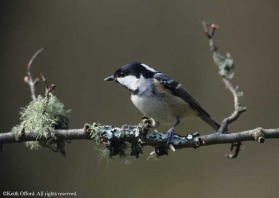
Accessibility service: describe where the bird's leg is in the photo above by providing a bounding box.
[166,127,175,145]
[166,118,180,145]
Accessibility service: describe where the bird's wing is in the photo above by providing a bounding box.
[154,73,220,130]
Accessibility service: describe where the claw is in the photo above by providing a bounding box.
[166,127,175,145]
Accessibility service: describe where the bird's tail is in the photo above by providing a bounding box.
[200,115,220,131]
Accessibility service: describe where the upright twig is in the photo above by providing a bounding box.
[220,78,247,133]
[203,21,247,158]
[40,73,56,96]
[40,73,56,112]
[24,48,44,101]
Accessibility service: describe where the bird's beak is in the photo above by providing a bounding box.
[104,75,115,81]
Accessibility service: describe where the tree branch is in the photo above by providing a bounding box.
[202,21,246,133]
[220,78,247,133]
[24,48,44,101]
[202,21,248,158]
[0,126,277,148]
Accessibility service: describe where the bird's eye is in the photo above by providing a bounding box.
[119,71,126,77]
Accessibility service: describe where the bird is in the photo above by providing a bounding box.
[104,62,220,144]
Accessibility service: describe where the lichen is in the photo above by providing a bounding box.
[87,123,103,145]
[213,52,234,79]
[12,93,70,151]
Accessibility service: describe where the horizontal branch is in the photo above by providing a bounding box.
[1,126,278,149]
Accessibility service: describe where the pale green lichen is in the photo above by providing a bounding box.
[25,141,41,150]
[213,52,234,79]
[86,118,151,162]
[97,147,111,166]
[87,123,103,145]
[12,93,70,150]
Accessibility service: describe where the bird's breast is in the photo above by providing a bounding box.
[131,92,197,126]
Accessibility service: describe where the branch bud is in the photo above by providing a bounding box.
[24,76,29,83]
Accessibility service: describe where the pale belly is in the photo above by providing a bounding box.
[131,94,197,126]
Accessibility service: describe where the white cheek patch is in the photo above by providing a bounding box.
[117,75,140,91]
[141,63,157,72]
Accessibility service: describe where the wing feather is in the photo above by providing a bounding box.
[154,73,220,130]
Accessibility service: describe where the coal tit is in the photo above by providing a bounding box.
[104,62,220,144]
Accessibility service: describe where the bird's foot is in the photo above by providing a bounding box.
[141,116,159,128]
[166,127,175,145]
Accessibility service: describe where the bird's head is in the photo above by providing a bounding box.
[104,62,158,93]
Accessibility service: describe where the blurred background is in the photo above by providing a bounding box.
[1,0,279,197]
